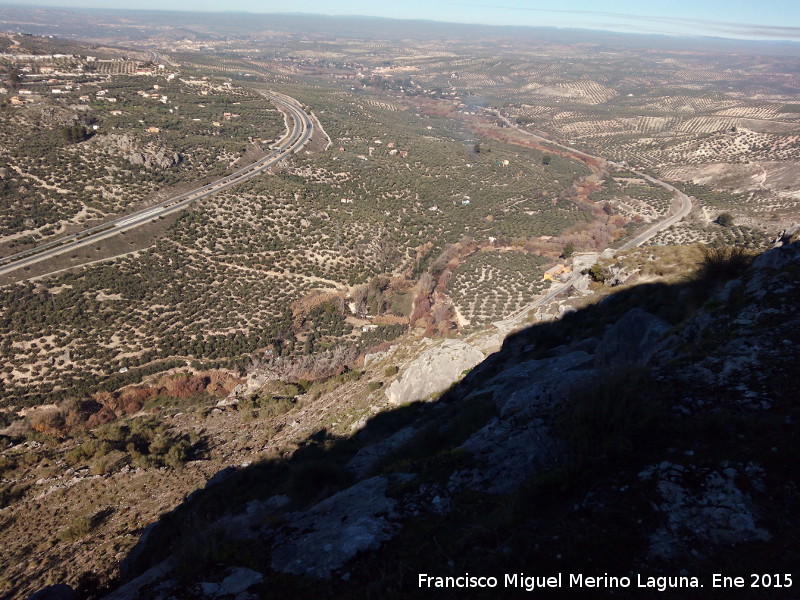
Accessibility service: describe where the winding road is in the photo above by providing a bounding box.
[493,111,694,246]
[0,91,313,278]
[491,110,694,332]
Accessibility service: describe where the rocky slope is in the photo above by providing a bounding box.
[59,237,797,600]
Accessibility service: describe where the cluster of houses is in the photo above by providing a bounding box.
[335,139,408,160]
[2,55,231,135]
[2,53,167,107]
[137,86,169,104]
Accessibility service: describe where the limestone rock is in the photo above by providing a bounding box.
[99,134,181,170]
[467,351,593,415]
[385,339,484,404]
[640,462,770,560]
[216,568,264,597]
[751,239,800,271]
[347,425,419,477]
[454,350,594,493]
[454,415,556,494]
[270,477,398,578]
[595,307,670,368]
[221,372,271,405]
[27,585,75,600]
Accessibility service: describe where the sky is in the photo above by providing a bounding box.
[7,0,800,41]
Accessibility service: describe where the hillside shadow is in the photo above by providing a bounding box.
[102,245,800,600]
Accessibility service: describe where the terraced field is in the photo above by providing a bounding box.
[0,78,591,406]
[645,222,770,248]
[449,251,547,326]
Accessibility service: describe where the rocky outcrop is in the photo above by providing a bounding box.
[36,105,91,128]
[347,425,419,477]
[641,461,770,559]
[385,339,484,404]
[594,307,671,368]
[269,476,403,578]
[198,567,264,598]
[752,235,800,270]
[99,134,181,170]
[452,350,595,493]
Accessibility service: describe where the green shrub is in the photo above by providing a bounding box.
[694,244,752,285]
[164,441,191,468]
[556,369,666,480]
[716,212,735,227]
[286,459,352,503]
[240,394,294,418]
[89,453,120,475]
[588,263,607,283]
[58,516,93,541]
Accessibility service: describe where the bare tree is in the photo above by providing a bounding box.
[418,271,436,295]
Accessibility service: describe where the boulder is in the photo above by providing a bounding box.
[216,568,264,596]
[270,477,398,578]
[385,339,484,404]
[27,585,75,600]
[594,308,670,368]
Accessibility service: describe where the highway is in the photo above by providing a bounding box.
[0,90,313,278]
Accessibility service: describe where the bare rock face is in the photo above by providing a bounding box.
[452,350,595,494]
[347,425,419,477]
[36,105,89,128]
[594,307,670,368]
[270,477,399,579]
[200,567,264,598]
[127,148,180,170]
[220,372,271,406]
[27,584,76,600]
[752,235,800,270]
[100,134,181,170]
[385,339,484,404]
[640,462,770,560]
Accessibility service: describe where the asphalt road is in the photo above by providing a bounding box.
[0,91,313,278]
[494,111,693,247]
[491,111,694,331]
[617,174,693,250]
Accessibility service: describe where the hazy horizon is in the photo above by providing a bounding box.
[2,0,800,42]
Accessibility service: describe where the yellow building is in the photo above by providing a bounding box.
[543,264,572,282]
